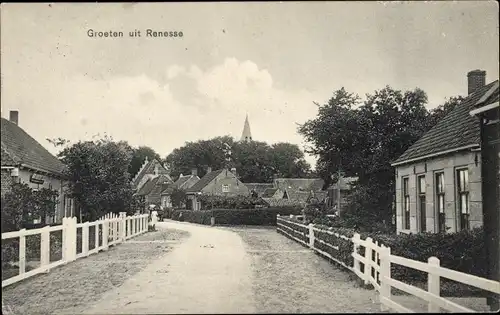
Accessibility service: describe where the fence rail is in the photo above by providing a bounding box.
[2,212,150,288]
[276,215,500,313]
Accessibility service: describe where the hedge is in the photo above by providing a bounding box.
[278,216,487,283]
[171,207,303,226]
[277,218,309,244]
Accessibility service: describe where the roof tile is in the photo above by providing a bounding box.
[393,81,499,164]
[1,118,66,176]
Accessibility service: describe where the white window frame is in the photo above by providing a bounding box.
[222,184,229,193]
[456,168,470,231]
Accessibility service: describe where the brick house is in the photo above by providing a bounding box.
[391,70,498,235]
[185,167,250,211]
[1,111,74,223]
[160,169,200,208]
[469,79,499,311]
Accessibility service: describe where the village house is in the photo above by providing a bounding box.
[160,169,200,208]
[469,79,499,311]
[185,167,250,211]
[391,70,498,235]
[131,157,173,211]
[1,111,74,223]
[244,183,274,197]
[261,187,285,199]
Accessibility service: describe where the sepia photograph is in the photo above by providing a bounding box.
[1,1,499,314]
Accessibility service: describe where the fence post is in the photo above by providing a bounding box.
[19,229,26,275]
[352,233,361,271]
[119,212,126,241]
[363,237,372,285]
[62,218,68,261]
[308,223,315,249]
[379,244,391,311]
[102,219,109,251]
[132,216,136,236]
[82,222,89,256]
[127,218,132,238]
[95,223,100,251]
[70,217,77,261]
[40,226,50,272]
[113,219,118,243]
[428,256,441,313]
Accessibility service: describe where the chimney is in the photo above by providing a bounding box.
[9,111,19,125]
[191,168,197,176]
[467,70,486,95]
[231,167,237,177]
[207,166,212,174]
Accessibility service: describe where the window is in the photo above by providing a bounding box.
[402,177,410,230]
[417,175,426,232]
[457,169,470,230]
[222,184,229,193]
[436,172,446,233]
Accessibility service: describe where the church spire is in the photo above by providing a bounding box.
[240,114,253,142]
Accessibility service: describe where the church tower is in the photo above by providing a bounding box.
[240,114,253,142]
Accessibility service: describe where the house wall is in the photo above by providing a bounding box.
[8,168,72,223]
[395,150,482,234]
[200,170,250,196]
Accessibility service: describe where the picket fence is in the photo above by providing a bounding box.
[276,214,500,313]
[1,212,150,288]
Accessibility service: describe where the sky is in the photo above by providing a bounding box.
[1,2,499,169]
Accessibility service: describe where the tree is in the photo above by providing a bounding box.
[298,86,432,224]
[170,187,187,208]
[231,140,275,183]
[129,146,162,178]
[269,143,311,178]
[165,136,311,183]
[165,136,235,179]
[58,138,136,221]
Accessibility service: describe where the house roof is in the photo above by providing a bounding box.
[161,174,200,195]
[285,189,311,202]
[185,169,225,193]
[392,80,499,166]
[262,198,305,208]
[273,178,325,191]
[136,174,171,196]
[1,118,66,176]
[131,158,171,188]
[245,183,274,195]
[262,188,279,198]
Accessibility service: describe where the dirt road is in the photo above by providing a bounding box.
[3,221,384,314]
[82,221,382,314]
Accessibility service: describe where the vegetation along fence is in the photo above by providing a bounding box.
[276,214,500,313]
[1,212,149,288]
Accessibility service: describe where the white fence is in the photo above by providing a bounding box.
[276,214,500,313]
[2,212,150,288]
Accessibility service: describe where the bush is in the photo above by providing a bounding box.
[171,207,303,226]
[279,216,487,283]
[198,195,267,210]
[361,227,487,282]
[171,210,213,225]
